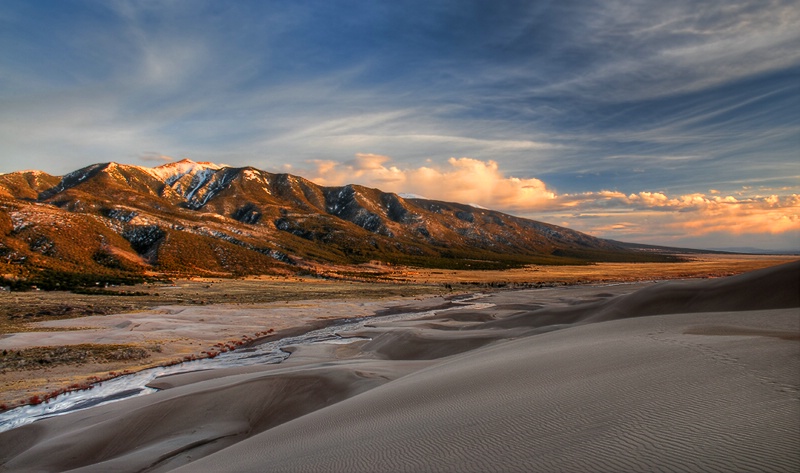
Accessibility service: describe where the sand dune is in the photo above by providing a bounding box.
[1,261,798,472]
[179,309,800,473]
[480,260,800,329]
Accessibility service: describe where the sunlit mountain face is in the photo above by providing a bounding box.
[0,159,686,287]
[2,2,798,253]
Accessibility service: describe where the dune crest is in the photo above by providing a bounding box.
[1,261,798,472]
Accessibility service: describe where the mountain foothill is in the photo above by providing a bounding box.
[0,159,683,288]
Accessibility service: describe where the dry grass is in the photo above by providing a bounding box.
[0,276,447,334]
[0,254,796,410]
[378,254,798,285]
[0,344,150,371]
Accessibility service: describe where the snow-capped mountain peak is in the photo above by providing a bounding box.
[0,159,669,283]
[145,159,222,185]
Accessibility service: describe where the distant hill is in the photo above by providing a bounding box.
[709,247,800,255]
[0,159,684,287]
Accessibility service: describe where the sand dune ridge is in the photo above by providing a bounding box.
[0,261,798,472]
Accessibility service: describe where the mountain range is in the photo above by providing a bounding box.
[0,159,683,287]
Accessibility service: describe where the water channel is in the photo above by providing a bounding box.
[0,294,493,433]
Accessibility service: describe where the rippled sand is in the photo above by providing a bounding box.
[1,261,798,472]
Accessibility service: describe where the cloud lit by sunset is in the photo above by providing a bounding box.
[303,154,800,250]
[1,0,798,250]
[305,154,556,211]
[554,189,800,246]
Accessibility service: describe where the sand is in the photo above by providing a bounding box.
[3,253,793,408]
[0,296,450,406]
[0,260,798,472]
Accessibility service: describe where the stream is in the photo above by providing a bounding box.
[0,294,492,433]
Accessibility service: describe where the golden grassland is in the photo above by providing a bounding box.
[0,253,796,409]
[0,277,445,335]
[379,253,798,285]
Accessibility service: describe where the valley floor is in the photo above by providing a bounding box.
[0,256,797,471]
[0,254,794,409]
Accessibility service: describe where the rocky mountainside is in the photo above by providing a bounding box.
[0,159,679,286]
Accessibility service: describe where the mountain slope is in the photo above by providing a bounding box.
[0,159,680,285]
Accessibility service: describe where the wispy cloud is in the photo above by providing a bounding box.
[138,152,175,163]
[0,0,797,249]
[532,0,800,101]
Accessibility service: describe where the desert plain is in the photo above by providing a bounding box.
[0,254,798,472]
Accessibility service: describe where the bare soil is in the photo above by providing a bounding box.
[0,254,796,409]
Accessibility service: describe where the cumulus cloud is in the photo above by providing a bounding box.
[562,190,799,231]
[303,154,800,248]
[305,154,557,211]
[550,189,800,247]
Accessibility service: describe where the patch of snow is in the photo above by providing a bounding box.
[10,212,30,232]
[399,193,428,200]
[106,208,138,223]
[183,170,236,209]
[243,169,260,181]
[185,169,217,201]
[144,159,222,184]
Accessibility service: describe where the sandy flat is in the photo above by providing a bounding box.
[0,261,798,472]
[0,298,450,351]
[0,296,450,406]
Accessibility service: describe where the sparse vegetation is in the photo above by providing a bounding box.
[0,271,149,292]
[0,161,700,289]
[0,344,150,371]
[0,254,794,411]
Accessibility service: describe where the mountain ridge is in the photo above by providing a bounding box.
[0,159,684,287]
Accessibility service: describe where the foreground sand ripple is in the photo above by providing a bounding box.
[1,261,798,472]
[173,309,798,473]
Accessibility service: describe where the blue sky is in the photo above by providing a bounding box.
[1,0,798,250]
